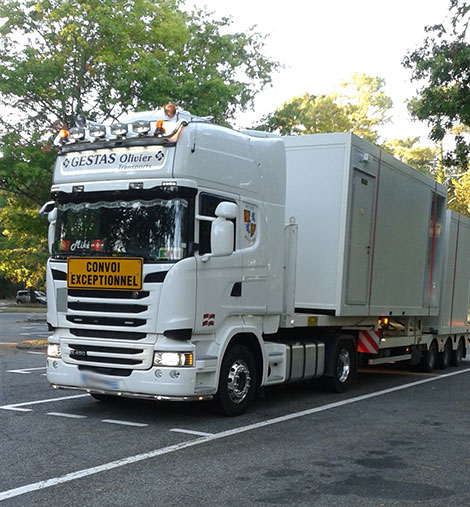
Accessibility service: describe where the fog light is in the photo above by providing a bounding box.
[155,369,163,378]
[52,361,59,369]
[169,370,180,379]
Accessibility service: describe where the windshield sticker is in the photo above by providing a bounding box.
[157,247,184,260]
[59,239,104,252]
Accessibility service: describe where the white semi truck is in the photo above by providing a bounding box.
[42,104,470,415]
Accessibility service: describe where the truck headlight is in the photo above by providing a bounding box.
[153,352,193,367]
[47,344,61,358]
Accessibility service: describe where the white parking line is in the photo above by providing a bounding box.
[170,428,214,437]
[0,394,89,412]
[27,351,45,356]
[6,367,46,375]
[102,419,148,428]
[1,367,469,502]
[47,412,87,419]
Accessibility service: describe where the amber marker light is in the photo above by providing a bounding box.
[155,120,166,136]
[59,129,69,140]
[379,317,389,328]
[164,103,176,118]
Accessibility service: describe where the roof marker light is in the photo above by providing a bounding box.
[89,125,107,139]
[164,103,176,119]
[58,129,70,141]
[69,127,85,140]
[132,120,150,135]
[110,122,128,137]
[155,120,166,137]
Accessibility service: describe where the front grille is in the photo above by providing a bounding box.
[70,329,147,341]
[66,316,146,327]
[65,339,152,369]
[68,302,148,314]
[68,289,150,299]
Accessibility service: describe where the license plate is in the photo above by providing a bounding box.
[67,257,143,291]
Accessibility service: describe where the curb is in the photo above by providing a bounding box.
[17,339,48,350]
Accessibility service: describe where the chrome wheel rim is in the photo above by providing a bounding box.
[336,349,351,383]
[227,359,251,404]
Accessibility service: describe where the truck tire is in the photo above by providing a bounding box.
[437,339,452,369]
[451,338,465,367]
[214,344,257,416]
[323,339,356,393]
[420,341,437,373]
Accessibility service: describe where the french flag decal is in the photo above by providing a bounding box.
[203,314,215,326]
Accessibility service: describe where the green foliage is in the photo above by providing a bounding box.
[403,0,470,172]
[382,137,439,176]
[0,195,48,287]
[0,0,279,285]
[0,0,279,130]
[257,73,392,143]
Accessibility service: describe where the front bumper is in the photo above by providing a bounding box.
[47,358,213,400]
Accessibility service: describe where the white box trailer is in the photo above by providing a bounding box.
[284,133,447,318]
[425,210,470,335]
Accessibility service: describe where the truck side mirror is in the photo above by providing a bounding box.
[47,207,58,255]
[210,202,237,257]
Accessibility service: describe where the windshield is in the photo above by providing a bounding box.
[53,198,189,262]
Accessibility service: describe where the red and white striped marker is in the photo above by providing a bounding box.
[358,330,380,354]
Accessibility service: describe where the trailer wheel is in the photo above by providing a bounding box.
[420,341,437,373]
[437,339,452,369]
[214,344,257,416]
[323,340,356,393]
[451,338,465,367]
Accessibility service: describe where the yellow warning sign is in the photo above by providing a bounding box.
[67,257,143,290]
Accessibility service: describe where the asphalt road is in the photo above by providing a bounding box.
[0,311,48,344]
[1,335,470,507]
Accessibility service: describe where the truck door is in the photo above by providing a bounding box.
[346,170,375,305]
[195,193,243,333]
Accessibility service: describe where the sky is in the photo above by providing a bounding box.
[190,0,451,143]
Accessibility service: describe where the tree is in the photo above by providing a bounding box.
[403,0,470,173]
[382,137,439,176]
[0,0,279,286]
[0,0,279,132]
[256,73,392,142]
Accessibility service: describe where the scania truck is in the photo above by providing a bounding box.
[42,104,470,415]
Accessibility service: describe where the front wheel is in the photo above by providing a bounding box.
[214,344,257,416]
[323,339,356,393]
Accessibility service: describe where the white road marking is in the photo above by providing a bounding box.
[1,367,469,502]
[20,332,47,336]
[0,394,89,412]
[102,419,148,428]
[2,407,32,413]
[170,428,214,437]
[27,351,45,356]
[47,412,87,419]
[6,367,46,375]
